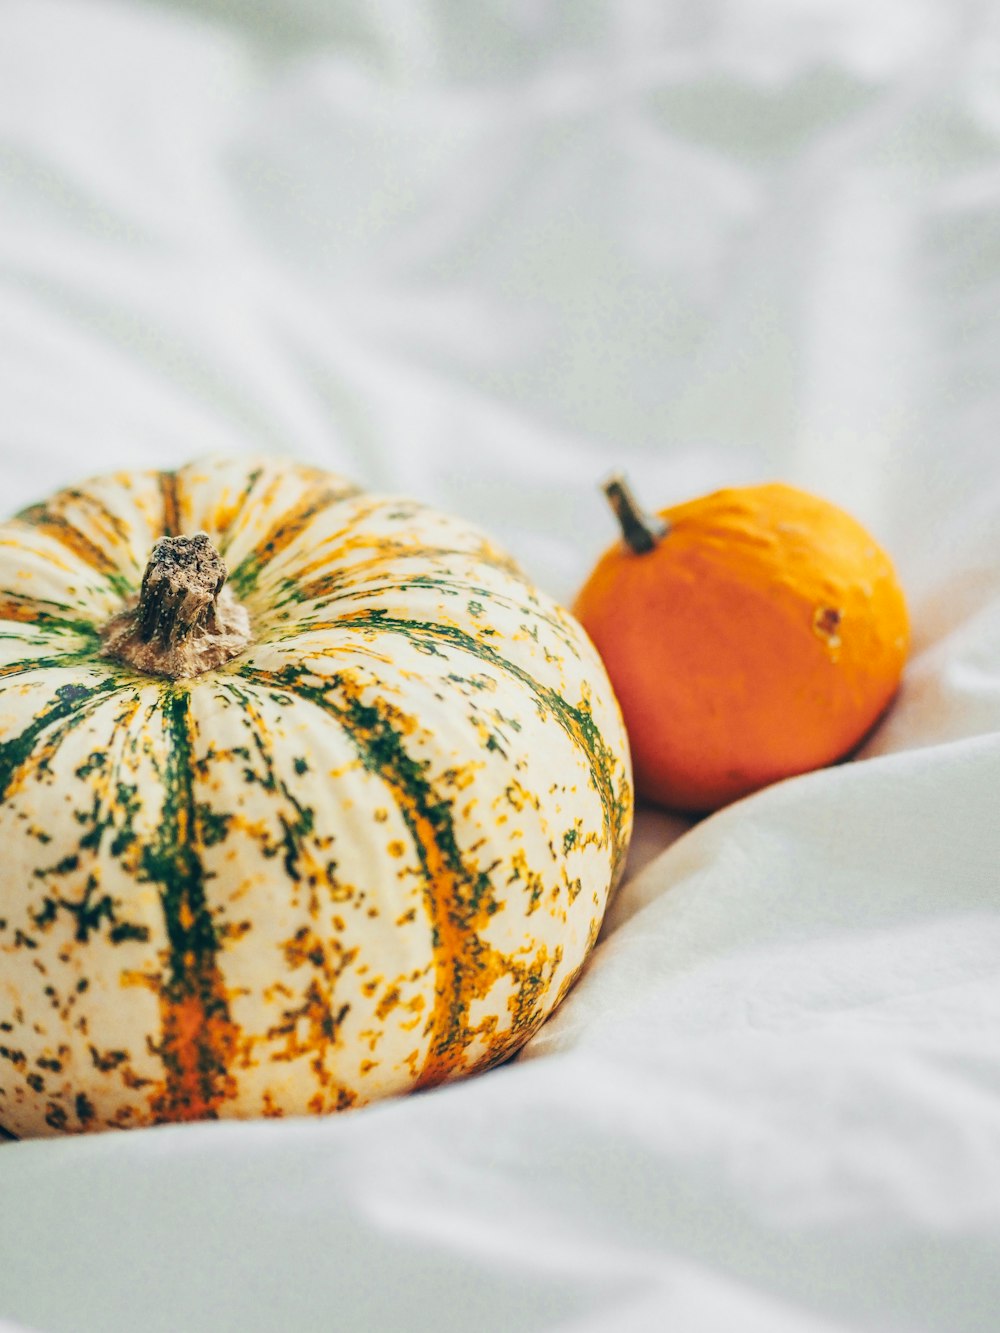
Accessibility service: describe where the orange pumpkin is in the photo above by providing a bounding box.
[573,478,909,813]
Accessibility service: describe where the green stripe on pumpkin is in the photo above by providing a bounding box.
[0,651,109,683]
[0,590,104,639]
[228,481,362,600]
[28,692,149,954]
[0,679,124,803]
[143,687,240,1122]
[14,506,133,599]
[273,575,582,652]
[303,610,631,881]
[237,664,517,1085]
[210,677,359,1111]
[271,544,525,611]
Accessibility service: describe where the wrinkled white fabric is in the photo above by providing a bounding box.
[2,1,1000,1330]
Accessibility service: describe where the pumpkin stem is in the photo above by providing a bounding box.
[602,475,668,554]
[100,533,251,679]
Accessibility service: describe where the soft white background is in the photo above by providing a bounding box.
[2,1,1000,1329]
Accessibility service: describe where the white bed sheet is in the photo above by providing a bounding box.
[2,1,1000,1329]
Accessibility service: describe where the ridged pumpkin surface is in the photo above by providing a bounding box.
[0,457,631,1137]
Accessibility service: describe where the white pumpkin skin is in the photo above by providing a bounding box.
[0,457,632,1136]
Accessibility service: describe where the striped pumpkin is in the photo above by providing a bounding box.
[0,456,632,1136]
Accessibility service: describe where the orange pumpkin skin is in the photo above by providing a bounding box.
[572,483,909,813]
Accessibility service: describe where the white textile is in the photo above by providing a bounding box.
[2,1,1000,1330]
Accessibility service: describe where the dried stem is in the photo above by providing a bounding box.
[602,475,668,554]
[101,533,251,679]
